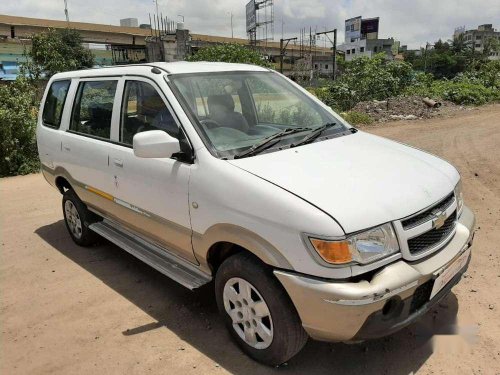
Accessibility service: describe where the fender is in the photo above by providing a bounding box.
[193,223,294,274]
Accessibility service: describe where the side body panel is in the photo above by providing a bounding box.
[106,141,194,262]
[38,70,198,263]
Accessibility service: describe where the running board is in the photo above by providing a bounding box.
[89,220,212,289]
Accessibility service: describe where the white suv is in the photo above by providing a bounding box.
[37,62,475,365]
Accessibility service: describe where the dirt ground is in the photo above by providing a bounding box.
[1,104,500,375]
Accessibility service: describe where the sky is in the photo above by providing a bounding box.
[4,0,500,49]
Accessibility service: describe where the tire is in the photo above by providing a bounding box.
[62,189,99,247]
[215,252,308,366]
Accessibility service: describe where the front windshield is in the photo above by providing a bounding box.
[169,71,348,157]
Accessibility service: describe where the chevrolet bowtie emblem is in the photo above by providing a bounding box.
[432,211,447,229]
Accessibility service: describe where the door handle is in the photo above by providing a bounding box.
[113,158,123,167]
[63,145,71,151]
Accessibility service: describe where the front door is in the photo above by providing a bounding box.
[107,77,195,263]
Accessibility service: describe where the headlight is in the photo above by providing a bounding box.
[454,180,464,215]
[309,223,399,265]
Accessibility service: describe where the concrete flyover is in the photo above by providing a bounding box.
[0,14,150,46]
[0,14,335,75]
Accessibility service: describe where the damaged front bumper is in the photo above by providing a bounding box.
[274,206,475,342]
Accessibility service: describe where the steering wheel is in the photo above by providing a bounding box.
[200,119,220,130]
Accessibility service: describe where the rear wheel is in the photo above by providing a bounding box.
[215,252,308,366]
[62,189,99,247]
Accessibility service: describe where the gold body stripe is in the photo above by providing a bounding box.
[85,185,114,201]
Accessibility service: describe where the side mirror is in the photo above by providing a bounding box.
[133,130,181,159]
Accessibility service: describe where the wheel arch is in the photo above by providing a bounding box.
[55,175,73,194]
[194,224,294,275]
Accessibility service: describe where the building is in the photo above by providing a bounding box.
[344,16,379,43]
[454,24,500,60]
[312,55,334,76]
[339,16,395,61]
[342,38,395,61]
[120,18,138,28]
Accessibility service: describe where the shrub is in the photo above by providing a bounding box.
[0,78,39,177]
[455,60,500,89]
[318,54,414,111]
[341,111,374,125]
[405,79,500,105]
[441,82,499,105]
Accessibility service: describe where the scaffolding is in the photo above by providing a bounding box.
[247,0,274,51]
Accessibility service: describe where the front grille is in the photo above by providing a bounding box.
[407,211,457,255]
[402,193,455,230]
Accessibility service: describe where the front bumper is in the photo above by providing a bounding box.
[274,205,475,342]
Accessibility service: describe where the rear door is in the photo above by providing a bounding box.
[107,76,195,263]
[59,78,121,214]
[37,79,71,171]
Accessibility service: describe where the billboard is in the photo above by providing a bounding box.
[345,16,361,43]
[246,0,257,32]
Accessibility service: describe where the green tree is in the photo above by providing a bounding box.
[403,35,497,79]
[26,28,94,78]
[482,36,500,60]
[0,77,39,176]
[187,43,272,68]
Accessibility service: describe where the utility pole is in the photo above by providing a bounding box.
[281,17,284,40]
[424,42,429,73]
[280,37,297,74]
[230,12,234,39]
[315,28,337,81]
[63,0,70,23]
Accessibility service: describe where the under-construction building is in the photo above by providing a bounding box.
[339,16,395,61]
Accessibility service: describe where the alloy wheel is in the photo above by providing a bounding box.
[223,277,274,349]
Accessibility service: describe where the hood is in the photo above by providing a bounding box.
[228,131,459,234]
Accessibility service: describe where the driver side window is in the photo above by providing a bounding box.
[120,80,179,145]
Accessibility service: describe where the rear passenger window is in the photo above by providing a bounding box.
[70,80,117,139]
[42,80,70,128]
[120,80,178,145]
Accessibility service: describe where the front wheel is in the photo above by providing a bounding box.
[215,253,308,366]
[62,189,99,247]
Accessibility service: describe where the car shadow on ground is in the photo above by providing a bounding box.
[36,220,461,374]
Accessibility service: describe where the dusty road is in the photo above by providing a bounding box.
[1,104,500,375]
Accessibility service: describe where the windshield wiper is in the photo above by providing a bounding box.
[233,127,312,159]
[290,122,338,148]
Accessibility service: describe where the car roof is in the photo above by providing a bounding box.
[50,61,270,79]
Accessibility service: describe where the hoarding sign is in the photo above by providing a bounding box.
[246,0,256,32]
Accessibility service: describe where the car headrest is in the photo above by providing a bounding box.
[89,103,113,120]
[207,94,235,115]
